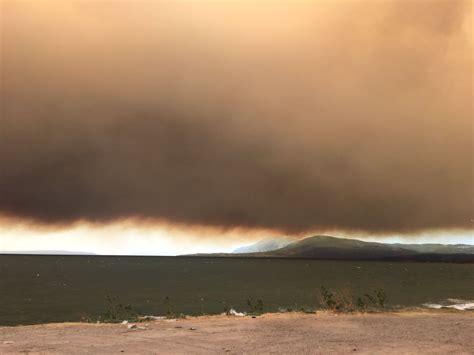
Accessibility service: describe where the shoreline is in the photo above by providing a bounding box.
[1,307,471,328]
[1,307,472,328]
[1,310,473,354]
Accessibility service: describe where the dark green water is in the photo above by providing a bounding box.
[0,255,473,326]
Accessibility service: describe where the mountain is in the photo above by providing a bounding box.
[259,236,416,259]
[184,236,474,262]
[232,237,294,253]
[393,243,474,254]
[0,250,96,255]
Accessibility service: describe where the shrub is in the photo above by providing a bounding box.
[359,288,386,310]
[222,301,231,315]
[164,296,174,318]
[246,297,264,315]
[103,295,138,322]
[319,286,354,312]
[319,286,336,309]
[319,286,387,312]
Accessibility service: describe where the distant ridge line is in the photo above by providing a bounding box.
[0,251,96,255]
[184,235,474,263]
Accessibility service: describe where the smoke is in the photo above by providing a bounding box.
[0,1,472,235]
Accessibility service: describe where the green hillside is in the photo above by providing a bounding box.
[259,236,416,259]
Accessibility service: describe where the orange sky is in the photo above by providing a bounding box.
[0,1,472,253]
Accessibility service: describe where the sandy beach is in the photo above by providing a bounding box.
[1,311,473,354]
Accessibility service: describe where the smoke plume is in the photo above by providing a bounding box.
[1,1,472,234]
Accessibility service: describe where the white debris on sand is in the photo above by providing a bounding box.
[224,309,246,317]
[127,324,147,330]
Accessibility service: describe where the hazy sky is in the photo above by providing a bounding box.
[1,1,472,254]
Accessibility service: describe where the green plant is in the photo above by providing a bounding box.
[200,297,206,315]
[319,286,336,309]
[319,286,386,312]
[246,297,264,315]
[333,288,355,312]
[103,295,138,323]
[164,296,174,318]
[362,288,386,309]
[357,296,366,309]
[222,301,231,315]
[375,288,386,307]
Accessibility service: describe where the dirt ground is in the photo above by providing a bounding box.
[0,311,473,354]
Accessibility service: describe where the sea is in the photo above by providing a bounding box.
[0,255,473,325]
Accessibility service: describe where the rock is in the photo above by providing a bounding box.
[127,323,147,330]
[3,341,14,345]
[139,315,166,321]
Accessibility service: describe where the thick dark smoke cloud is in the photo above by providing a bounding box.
[0,1,472,234]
